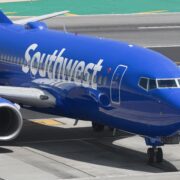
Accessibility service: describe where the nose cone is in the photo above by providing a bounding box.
[158,89,180,110]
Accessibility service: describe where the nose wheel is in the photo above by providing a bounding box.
[147,147,163,163]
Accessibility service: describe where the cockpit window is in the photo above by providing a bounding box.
[139,77,179,91]
[139,78,148,90]
[157,79,177,88]
[149,79,157,90]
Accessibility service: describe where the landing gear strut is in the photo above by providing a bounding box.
[92,122,104,132]
[147,147,163,163]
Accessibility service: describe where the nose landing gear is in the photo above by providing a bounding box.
[147,147,163,163]
[145,137,164,163]
[146,134,180,163]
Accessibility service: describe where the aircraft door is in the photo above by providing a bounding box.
[110,65,127,104]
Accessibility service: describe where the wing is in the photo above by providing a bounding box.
[14,10,69,25]
[0,86,56,108]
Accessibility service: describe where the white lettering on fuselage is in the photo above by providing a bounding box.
[22,44,103,89]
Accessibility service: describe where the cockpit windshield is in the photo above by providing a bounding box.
[157,79,177,88]
[139,77,180,91]
[149,79,156,90]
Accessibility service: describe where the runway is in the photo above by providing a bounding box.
[0,13,180,180]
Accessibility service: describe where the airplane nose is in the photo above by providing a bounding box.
[160,90,180,110]
[169,97,180,109]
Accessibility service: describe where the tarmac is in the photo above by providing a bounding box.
[0,13,180,180]
[0,109,180,180]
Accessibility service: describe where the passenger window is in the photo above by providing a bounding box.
[149,79,156,90]
[139,78,148,90]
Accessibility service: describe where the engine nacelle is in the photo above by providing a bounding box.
[0,98,23,141]
[25,21,47,30]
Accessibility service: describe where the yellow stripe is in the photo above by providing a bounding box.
[0,0,34,3]
[65,13,78,17]
[138,10,168,14]
[5,12,16,15]
[32,119,65,126]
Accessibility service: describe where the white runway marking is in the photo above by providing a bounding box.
[145,44,180,48]
[138,26,180,30]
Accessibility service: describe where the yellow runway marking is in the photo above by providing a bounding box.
[65,13,78,17]
[5,12,16,15]
[0,0,35,3]
[138,10,168,14]
[32,119,66,126]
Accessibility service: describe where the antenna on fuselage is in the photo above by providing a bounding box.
[113,128,117,136]
[63,23,67,33]
[74,119,79,126]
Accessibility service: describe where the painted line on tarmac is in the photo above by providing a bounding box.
[31,119,66,126]
[23,146,95,177]
[5,12,16,15]
[14,136,126,145]
[137,10,168,14]
[0,0,33,3]
[65,13,78,17]
[138,25,180,30]
[145,44,180,48]
[66,172,180,180]
[66,12,180,17]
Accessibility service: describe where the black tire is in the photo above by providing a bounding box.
[92,122,104,132]
[147,148,155,163]
[156,148,163,163]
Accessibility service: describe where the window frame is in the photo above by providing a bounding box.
[177,79,180,87]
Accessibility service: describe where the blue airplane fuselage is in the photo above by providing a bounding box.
[0,22,180,138]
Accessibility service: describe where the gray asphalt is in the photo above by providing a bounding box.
[1,117,180,180]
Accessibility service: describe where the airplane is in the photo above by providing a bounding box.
[0,10,179,164]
